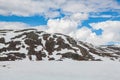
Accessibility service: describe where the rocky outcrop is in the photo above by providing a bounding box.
[0,29,120,61]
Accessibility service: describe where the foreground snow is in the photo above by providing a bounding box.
[0,61,120,80]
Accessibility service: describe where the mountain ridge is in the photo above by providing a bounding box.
[0,29,120,61]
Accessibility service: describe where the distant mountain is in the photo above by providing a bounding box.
[0,29,120,61]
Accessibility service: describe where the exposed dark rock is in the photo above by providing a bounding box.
[45,37,55,55]
[49,57,55,61]
[66,37,77,47]
[43,34,50,40]
[62,52,85,60]
[25,31,39,40]
[77,45,94,60]
[6,41,21,51]
[0,37,5,43]
[36,52,42,60]
[107,46,120,51]
[0,57,9,61]
[14,29,36,33]
[0,53,26,61]
[0,29,120,61]
[0,47,7,53]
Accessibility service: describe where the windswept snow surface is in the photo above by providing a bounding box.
[0,61,120,80]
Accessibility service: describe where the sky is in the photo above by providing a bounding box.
[0,0,120,45]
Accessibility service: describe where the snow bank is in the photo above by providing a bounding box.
[0,61,120,80]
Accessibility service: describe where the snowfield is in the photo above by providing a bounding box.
[0,61,120,80]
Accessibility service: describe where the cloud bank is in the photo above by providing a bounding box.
[0,0,120,17]
[1,20,120,45]
[0,0,120,45]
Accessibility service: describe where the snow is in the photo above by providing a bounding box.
[13,35,26,41]
[78,43,89,50]
[89,52,112,61]
[53,48,75,54]
[0,54,7,57]
[31,55,36,61]
[49,51,62,60]
[40,36,46,48]
[0,61,120,80]
[0,30,120,79]
[18,47,28,54]
[4,31,15,42]
[0,43,6,48]
[35,45,43,51]
[54,45,59,48]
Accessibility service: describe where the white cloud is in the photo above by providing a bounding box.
[61,1,92,13]
[0,0,120,45]
[0,0,119,17]
[62,0,120,15]
[67,20,120,45]
[0,22,46,31]
[0,0,59,17]
[90,15,113,18]
[47,18,77,34]
[44,11,60,18]
[0,20,120,45]
[70,13,88,23]
[46,12,88,34]
[73,27,93,41]
[0,22,29,29]
[89,21,120,45]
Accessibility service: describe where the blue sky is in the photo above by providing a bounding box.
[0,15,47,26]
[0,10,119,35]
[0,10,119,26]
[0,11,119,36]
[0,0,120,45]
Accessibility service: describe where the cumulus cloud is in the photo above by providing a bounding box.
[46,12,88,34]
[72,27,93,41]
[0,0,120,45]
[0,20,120,45]
[89,21,120,45]
[63,20,120,45]
[47,18,77,34]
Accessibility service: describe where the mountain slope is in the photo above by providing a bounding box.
[0,29,120,61]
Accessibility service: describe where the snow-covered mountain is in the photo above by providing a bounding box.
[0,29,120,61]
